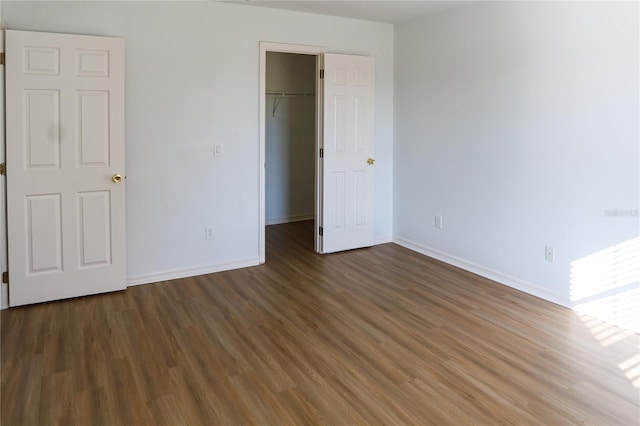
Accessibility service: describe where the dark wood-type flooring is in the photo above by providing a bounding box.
[2,220,639,425]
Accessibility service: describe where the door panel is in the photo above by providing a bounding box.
[332,171,346,229]
[321,54,374,253]
[25,89,61,168]
[24,46,60,75]
[6,30,126,306]
[77,191,112,267]
[77,91,110,166]
[26,194,63,274]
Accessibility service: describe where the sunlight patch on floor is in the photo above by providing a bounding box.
[570,237,640,334]
[618,353,640,389]
[571,237,640,388]
[576,312,640,388]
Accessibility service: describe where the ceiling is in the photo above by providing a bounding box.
[222,1,472,24]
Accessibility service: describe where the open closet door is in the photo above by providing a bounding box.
[320,53,375,253]
[6,30,126,306]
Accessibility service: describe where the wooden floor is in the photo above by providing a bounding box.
[2,221,639,425]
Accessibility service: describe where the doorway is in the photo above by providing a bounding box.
[259,43,376,263]
[259,42,326,263]
[265,52,316,253]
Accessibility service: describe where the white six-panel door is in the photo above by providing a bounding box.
[321,54,375,253]
[6,30,126,306]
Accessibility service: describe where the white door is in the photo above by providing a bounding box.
[321,53,375,253]
[6,30,126,306]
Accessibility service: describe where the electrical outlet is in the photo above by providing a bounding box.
[545,245,555,262]
[435,215,443,229]
[205,225,214,240]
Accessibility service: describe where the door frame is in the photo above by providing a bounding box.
[0,30,7,309]
[259,41,327,263]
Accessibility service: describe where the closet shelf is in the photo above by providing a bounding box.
[267,92,316,116]
[266,91,315,97]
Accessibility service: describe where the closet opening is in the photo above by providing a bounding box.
[264,52,317,255]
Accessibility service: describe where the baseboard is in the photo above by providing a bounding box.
[265,213,314,226]
[127,257,260,287]
[1,283,8,310]
[392,236,570,309]
[373,235,393,245]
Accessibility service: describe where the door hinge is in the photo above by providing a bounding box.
[0,163,5,176]
[0,53,5,66]
[319,148,324,158]
[320,69,324,79]
[2,272,8,284]
[319,226,323,236]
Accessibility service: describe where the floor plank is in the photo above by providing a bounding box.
[2,220,639,425]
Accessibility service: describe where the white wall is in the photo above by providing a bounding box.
[394,2,639,331]
[4,1,394,285]
[265,52,315,225]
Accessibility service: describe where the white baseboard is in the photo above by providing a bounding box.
[127,257,260,287]
[392,236,570,309]
[374,235,393,245]
[266,213,314,226]
[1,283,8,310]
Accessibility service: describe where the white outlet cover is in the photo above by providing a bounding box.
[545,245,555,262]
[205,225,214,240]
[435,215,443,229]
[214,143,224,157]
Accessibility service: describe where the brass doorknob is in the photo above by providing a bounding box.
[367,158,375,165]
[112,174,123,183]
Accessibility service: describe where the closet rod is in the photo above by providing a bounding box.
[268,92,316,116]
[266,91,315,97]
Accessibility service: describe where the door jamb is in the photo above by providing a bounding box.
[259,41,327,264]
[0,30,6,309]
